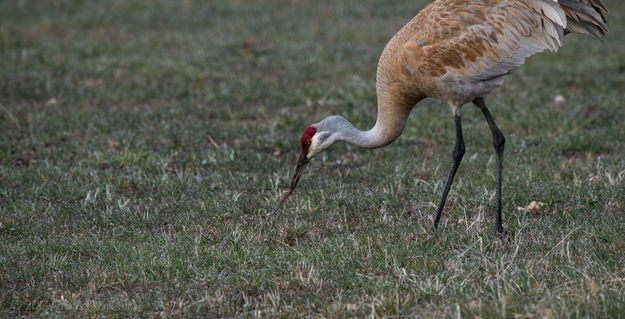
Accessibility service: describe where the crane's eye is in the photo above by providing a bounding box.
[306,140,311,145]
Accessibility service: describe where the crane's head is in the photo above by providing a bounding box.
[284,116,348,198]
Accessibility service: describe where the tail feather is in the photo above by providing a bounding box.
[558,0,608,41]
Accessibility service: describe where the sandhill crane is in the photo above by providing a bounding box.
[280,0,608,236]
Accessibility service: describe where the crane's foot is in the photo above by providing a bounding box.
[496,227,513,241]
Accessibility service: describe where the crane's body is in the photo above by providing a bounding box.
[282,0,607,236]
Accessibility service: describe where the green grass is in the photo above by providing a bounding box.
[1,0,625,317]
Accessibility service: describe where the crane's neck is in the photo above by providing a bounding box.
[339,84,421,149]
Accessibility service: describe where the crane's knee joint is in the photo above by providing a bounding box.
[493,134,505,151]
[453,145,465,160]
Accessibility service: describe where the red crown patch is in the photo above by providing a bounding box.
[300,126,317,151]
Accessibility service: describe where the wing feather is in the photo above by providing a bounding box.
[405,0,569,84]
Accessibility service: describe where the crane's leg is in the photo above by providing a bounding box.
[433,112,465,230]
[473,98,507,236]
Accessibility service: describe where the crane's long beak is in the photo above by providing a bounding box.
[274,150,309,210]
[271,150,310,210]
[290,149,310,191]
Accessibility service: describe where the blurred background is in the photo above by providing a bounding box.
[1,0,624,316]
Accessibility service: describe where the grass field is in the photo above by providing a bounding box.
[1,0,625,317]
